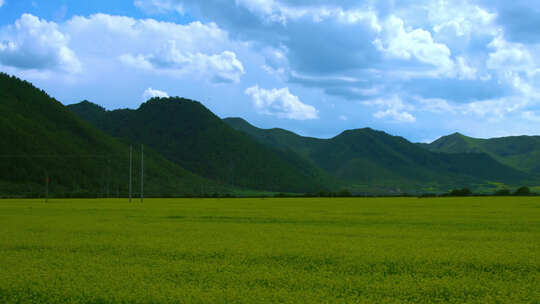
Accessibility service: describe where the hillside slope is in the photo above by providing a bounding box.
[0,73,220,197]
[224,118,532,192]
[423,133,540,174]
[69,99,336,193]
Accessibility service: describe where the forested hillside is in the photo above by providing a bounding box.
[69,99,336,193]
[224,118,533,192]
[0,73,221,197]
[2,71,536,197]
[422,132,540,174]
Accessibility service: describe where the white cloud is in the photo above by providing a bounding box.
[134,0,184,14]
[364,95,416,123]
[261,46,289,79]
[455,56,477,80]
[245,85,318,120]
[5,2,540,139]
[461,96,530,120]
[66,14,230,56]
[430,0,496,38]
[235,0,286,24]
[481,34,540,118]
[339,115,348,121]
[0,14,81,73]
[121,41,245,83]
[416,96,457,114]
[233,0,381,30]
[0,0,4,8]
[374,109,416,123]
[64,14,244,83]
[143,87,169,100]
[522,111,540,123]
[123,0,540,137]
[417,93,534,121]
[374,15,454,75]
[487,35,533,72]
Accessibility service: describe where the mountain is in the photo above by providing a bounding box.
[224,118,533,192]
[224,117,322,160]
[4,70,534,196]
[421,132,540,174]
[0,73,221,197]
[68,99,335,193]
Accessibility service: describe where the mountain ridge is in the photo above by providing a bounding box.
[423,132,540,174]
[223,117,534,193]
[2,71,538,196]
[0,73,222,197]
[68,98,337,193]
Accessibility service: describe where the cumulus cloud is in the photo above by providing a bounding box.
[134,0,184,14]
[0,14,81,73]
[245,85,318,120]
[235,0,287,24]
[462,96,530,119]
[455,57,477,80]
[416,96,457,114]
[522,111,540,123]
[5,1,540,139]
[487,35,533,72]
[170,0,496,102]
[121,41,245,83]
[430,0,496,39]
[143,87,169,100]
[374,15,454,75]
[63,14,244,83]
[364,96,416,123]
[478,0,540,44]
[65,14,231,56]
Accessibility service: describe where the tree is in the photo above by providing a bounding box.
[495,189,511,196]
[514,186,531,196]
[338,189,352,197]
[449,187,472,196]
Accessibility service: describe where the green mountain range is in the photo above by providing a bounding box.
[0,73,221,197]
[2,72,539,196]
[420,132,540,174]
[224,118,534,193]
[67,99,335,193]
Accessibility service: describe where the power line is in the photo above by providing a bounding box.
[0,154,124,158]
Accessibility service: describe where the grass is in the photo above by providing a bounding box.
[1,197,540,303]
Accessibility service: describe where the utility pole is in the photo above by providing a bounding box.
[45,173,49,203]
[106,157,110,198]
[141,144,144,203]
[129,145,132,203]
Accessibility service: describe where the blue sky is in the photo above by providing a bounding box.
[1,0,540,142]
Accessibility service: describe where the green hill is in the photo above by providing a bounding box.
[422,133,540,174]
[68,99,336,193]
[224,117,323,160]
[0,73,221,197]
[224,118,532,193]
[3,70,535,196]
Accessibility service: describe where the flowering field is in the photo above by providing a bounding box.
[1,197,539,303]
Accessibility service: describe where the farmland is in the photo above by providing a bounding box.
[1,197,540,303]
